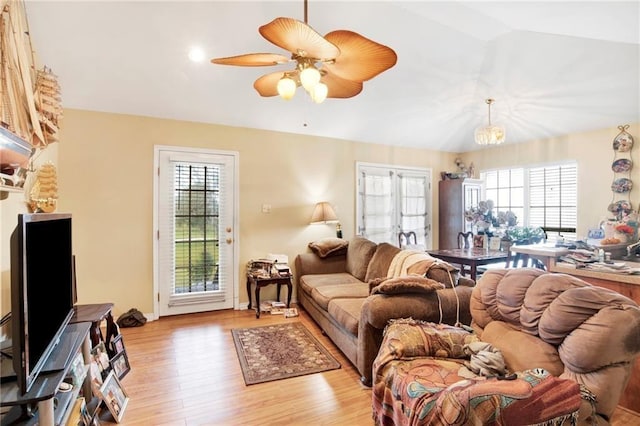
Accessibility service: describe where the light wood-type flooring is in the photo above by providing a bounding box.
[101,307,640,425]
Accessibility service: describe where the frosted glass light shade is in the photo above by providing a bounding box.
[311,82,328,104]
[277,77,297,100]
[474,125,506,145]
[300,67,321,91]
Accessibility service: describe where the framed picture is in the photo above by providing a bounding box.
[473,234,485,249]
[91,341,111,380]
[108,334,125,357]
[489,236,501,251]
[99,371,129,423]
[110,351,131,380]
[90,360,104,396]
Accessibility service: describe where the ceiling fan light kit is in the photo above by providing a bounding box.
[475,98,506,145]
[211,0,397,104]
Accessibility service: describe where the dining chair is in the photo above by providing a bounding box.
[399,231,425,250]
[457,232,473,249]
[456,231,474,275]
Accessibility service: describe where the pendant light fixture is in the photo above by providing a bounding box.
[474,98,506,145]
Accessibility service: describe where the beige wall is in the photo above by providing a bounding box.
[460,123,640,238]
[8,109,452,319]
[0,145,58,337]
[2,113,637,322]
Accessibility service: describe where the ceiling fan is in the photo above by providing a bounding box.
[211,0,397,103]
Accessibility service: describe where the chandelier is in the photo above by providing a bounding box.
[474,98,506,145]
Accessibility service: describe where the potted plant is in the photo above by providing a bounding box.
[506,226,546,245]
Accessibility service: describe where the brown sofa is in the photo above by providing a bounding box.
[373,268,640,425]
[294,236,474,386]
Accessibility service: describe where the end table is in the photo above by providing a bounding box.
[246,273,292,318]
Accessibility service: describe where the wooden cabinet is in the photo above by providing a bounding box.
[438,178,483,249]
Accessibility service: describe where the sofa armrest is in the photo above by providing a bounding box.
[458,276,475,287]
[294,252,348,281]
[357,286,473,386]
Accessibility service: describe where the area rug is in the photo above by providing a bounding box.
[231,322,341,385]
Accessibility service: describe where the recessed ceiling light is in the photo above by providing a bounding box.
[188,47,205,63]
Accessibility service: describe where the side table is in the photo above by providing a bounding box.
[246,274,292,318]
[70,303,116,348]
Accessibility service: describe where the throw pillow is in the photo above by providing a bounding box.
[370,275,444,295]
[308,238,349,258]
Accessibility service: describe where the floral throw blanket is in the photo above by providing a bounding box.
[372,320,582,426]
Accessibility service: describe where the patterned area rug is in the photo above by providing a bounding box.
[231,322,341,385]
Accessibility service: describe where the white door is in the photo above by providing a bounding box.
[155,147,238,317]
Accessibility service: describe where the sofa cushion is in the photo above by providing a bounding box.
[308,237,349,258]
[298,272,362,296]
[364,242,401,282]
[311,283,370,310]
[345,236,378,281]
[481,320,564,377]
[370,275,444,296]
[328,298,365,336]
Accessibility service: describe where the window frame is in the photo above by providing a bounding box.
[481,161,578,241]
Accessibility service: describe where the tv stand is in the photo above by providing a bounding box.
[0,322,91,426]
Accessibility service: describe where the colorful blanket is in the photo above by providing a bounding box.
[373,320,582,426]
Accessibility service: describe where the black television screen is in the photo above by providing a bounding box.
[10,213,75,394]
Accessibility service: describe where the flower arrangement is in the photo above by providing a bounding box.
[465,200,518,230]
[615,224,635,235]
[465,200,497,230]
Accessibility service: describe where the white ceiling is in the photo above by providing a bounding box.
[24,1,640,153]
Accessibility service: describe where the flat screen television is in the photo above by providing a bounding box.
[10,213,75,394]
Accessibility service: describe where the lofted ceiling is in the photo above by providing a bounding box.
[23,1,640,153]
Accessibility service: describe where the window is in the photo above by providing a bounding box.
[481,163,577,241]
[173,163,221,293]
[356,163,432,247]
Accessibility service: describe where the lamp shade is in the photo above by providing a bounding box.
[277,77,297,100]
[310,202,338,224]
[474,125,506,145]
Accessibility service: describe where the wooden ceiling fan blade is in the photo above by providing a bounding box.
[211,53,291,67]
[253,71,299,97]
[259,17,339,60]
[322,70,363,99]
[323,30,397,81]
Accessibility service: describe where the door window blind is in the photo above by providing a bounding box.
[161,159,227,305]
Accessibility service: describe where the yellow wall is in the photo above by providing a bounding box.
[0,145,58,337]
[461,123,640,238]
[2,112,637,322]
[21,109,453,318]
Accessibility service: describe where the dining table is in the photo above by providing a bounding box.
[426,247,509,281]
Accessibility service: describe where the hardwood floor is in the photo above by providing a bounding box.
[102,307,640,425]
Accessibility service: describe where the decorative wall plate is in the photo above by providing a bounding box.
[612,158,633,173]
[611,178,633,193]
[613,126,634,152]
[607,200,632,214]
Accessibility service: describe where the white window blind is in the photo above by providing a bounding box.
[528,164,577,238]
[359,168,395,243]
[162,158,227,306]
[357,163,431,247]
[399,172,429,239]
